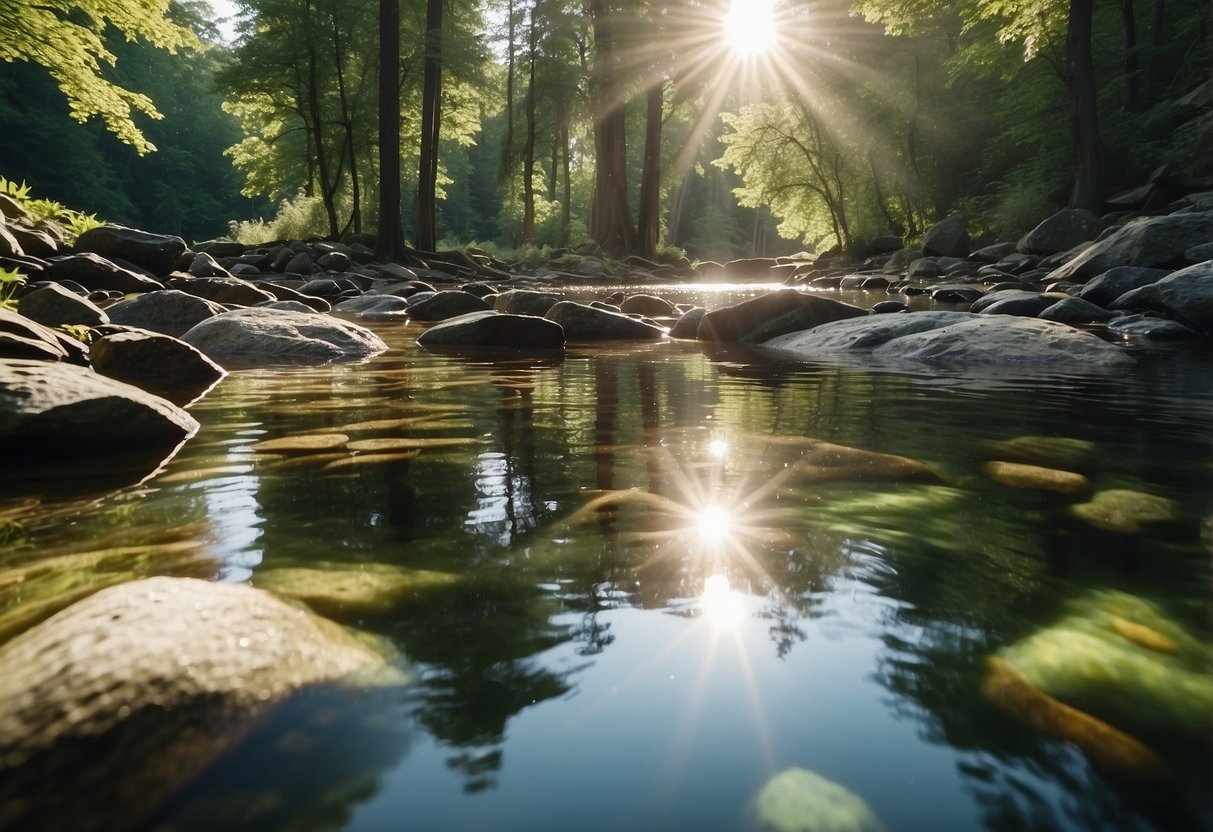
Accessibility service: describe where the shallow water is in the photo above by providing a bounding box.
[2,285,1211,831]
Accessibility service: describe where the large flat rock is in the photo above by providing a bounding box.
[181,308,388,365]
[1046,213,1213,282]
[761,311,1135,368]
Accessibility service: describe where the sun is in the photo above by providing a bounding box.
[723,0,778,60]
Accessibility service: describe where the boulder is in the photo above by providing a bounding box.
[1108,260,1213,331]
[907,258,941,279]
[723,257,781,281]
[981,461,1091,495]
[73,224,186,276]
[1018,209,1104,255]
[16,283,108,327]
[619,293,676,317]
[982,435,1097,471]
[971,290,1060,317]
[0,225,24,259]
[697,289,867,344]
[494,289,561,316]
[744,768,885,832]
[90,330,226,387]
[545,301,666,340]
[1069,489,1177,533]
[1046,212,1213,282]
[762,311,1135,368]
[167,276,277,307]
[0,359,197,456]
[192,239,245,258]
[299,277,360,299]
[45,253,165,294]
[0,577,398,831]
[406,290,493,322]
[922,214,970,258]
[872,300,909,314]
[416,310,565,350]
[669,307,708,339]
[5,224,57,258]
[254,562,460,618]
[335,295,411,320]
[104,289,228,337]
[252,280,331,312]
[283,251,315,275]
[1037,296,1117,324]
[317,251,352,271]
[971,242,1018,263]
[929,286,984,303]
[187,251,233,279]
[871,235,903,253]
[181,307,387,364]
[0,309,85,363]
[1076,266,1170,307]
[1106,315,1196,340]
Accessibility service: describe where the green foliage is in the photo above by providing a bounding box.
[229,191,335,244]
[0,176,103,240]
[0,0,196,153]
[0,178,31,201]
[0,267,27,312]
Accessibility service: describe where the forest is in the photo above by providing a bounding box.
[1,0,1209,265]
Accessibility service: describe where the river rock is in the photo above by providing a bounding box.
[494,289,561,316]
[104,289,228,337]
[181,308,387,364]
[0,225,23,259]
[1076,266,1170,306]
[407,290,493,322]
[981,461,1091,495]
[762,311,1135,368]
[545,301,665,340]
[1109,260,1213,331]
[417,310,565,349]
[254,562,460,618]
[1106,315,1196,340]
[971,290,1059,317]
[1037,296,1117,324]
[0,359,197,456]
[168,276,277,307]
[193,239,245,257]
[1018,209,1104,255]
[0,309,86,363]
[46,253,165,294]
[5,224,57,258]
[16,282,108,327]
[1046,212,1213,282]
[73,224,186,276]
[670,307,708,339]
[90,330,226,387]
[922,214,970,258]
[283,251,315,275]
[982,435,1097,470]
[620,293,675,317]
[744,768,885,832]
[972,242,1018,263]
[1069,489,1177,533]
[930,286,984,303]
[0,576,399,832]
[872,300,909,314]
[698,289,867,344]
[253,280,331,312]
[907,258,941,279]
[187,251,233,279]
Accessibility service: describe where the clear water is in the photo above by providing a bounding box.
[1,285,1211,831]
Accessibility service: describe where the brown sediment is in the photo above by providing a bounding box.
[1108,615,1178,654]
[983,656,1171,783]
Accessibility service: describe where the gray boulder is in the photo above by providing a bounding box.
[929,286,984,303]
[417,311,565,350]
[670,307,708,339]
[90,330,226,387]
[922,214,970,258]
[698,289,867,344]
[762,311,1135,368]
[252,280,331,312]
[620,293,676,317]
[494,289,561,316]
[1037,296,1117,324]
[318,251,352,271]
[1076,266,1169,306]
[1018,209,1104,255]
[1107,315,1197,340]
[972,242,1018,263]
[407,290,493,322]
[17,283,108,327]
[0,309,87,363]
[187,251,233,279]
[104,289,228,337]
[167,276,277,307]
[0,577,397,832]
[1046,212,1213,282]
[545,301,666,340]
[73,224,186,276]
[0,359,198,455]
[46,253,165,294]
[283,251,315,275]
[1109,260,1213,331]
[0,225,23,258]
[907,258,942,279]
[192,239,245,257]
[181,307,388,364]
[971,290,1061,317]
[5,224,58,258]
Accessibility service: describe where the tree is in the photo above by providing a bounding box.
[587,0,638,257]
[1065,0,1103,211]
[416,0,445,252]
[0,0,195,153]
[376,0,405,261]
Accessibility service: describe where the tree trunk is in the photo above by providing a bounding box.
[637,81,663,261]
[306,49,339,238]
[416,0,443,252]
[548,130,558,204]
[1144,0,1165,100]
[559,99,571,246]
[1067,0,1104,212]
[521,5,537,244]
[375,0,404,262]
[588,0,637,258]
[330,6,360,236]
[1121,0,1141,112]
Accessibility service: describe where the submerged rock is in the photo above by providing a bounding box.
[181,308,388,365]
[0,577,401,831]
[1068,489,1177,533]
[981,461,1091,495]
[744,768,885,832]
[981,435,1097,471]
[255,562,461,618]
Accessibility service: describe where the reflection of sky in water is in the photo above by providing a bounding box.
[203,474,264,581]
[466,452,539,547]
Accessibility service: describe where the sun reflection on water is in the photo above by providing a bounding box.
[701,574,744,629]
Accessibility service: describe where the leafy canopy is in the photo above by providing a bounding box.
[0,0,195,153]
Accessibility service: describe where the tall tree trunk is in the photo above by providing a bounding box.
[1122,0,1141,112]
[306,49,339,238]
[559,99,571,246]
[416,0,443,252]
[588,0,637,258]
[1067,0,1104,212]
[330,6,361,236]
[548,129,558,203]
[375,0,404,262]
[637,81,663,261]
[521,5,537,244]
[1144,0,1165,100]
[502,0,517,244]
